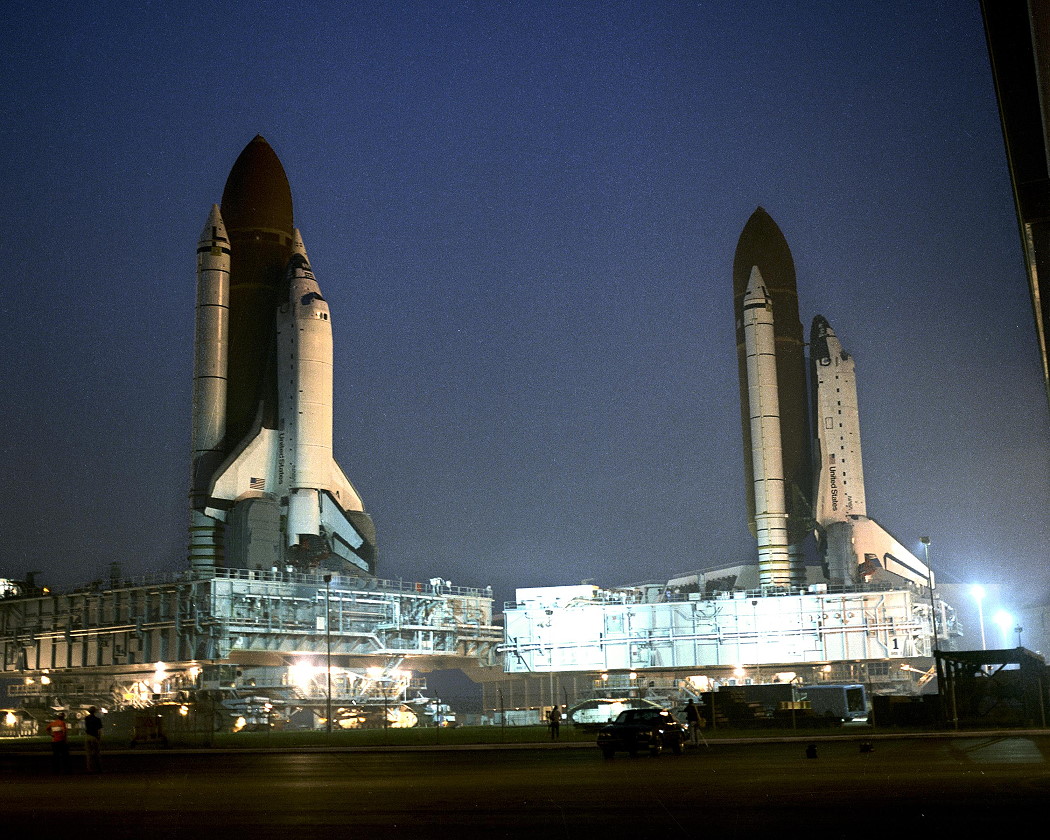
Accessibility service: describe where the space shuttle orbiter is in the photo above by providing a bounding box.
[810,315,929,588]
[188,136,376,576]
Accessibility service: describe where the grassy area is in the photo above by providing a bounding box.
[208,724,596,749]
[0,721,910,751]
[8,714,1040,754]
[0,725,595,751]
[0,713,936,747]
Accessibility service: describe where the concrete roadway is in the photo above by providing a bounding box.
[5,735,1050,838]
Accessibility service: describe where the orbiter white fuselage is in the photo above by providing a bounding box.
[810,316,930,588]
[811,316,866,525]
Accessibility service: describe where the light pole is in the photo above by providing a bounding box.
[970,585,987,650]
[920,537,937,652]
[1015,624,1023,648]
[323,573,332,735]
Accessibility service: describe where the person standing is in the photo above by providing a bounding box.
[83,707,103,772]
[548,704,562,740]
[684,698,702,746]
[47,711,70,773]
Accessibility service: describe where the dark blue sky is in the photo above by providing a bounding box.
[0,1,1046,615]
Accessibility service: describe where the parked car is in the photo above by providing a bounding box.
[596,707,687,757]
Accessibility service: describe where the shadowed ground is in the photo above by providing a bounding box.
[5,735,1049,838]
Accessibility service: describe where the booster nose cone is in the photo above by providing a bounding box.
[743,266,769,306]
[220,135,293,238]
[197,205,228,247]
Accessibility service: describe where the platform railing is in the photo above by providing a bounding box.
[15,568,494,601]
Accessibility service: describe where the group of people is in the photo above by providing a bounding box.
[46,707,103,773]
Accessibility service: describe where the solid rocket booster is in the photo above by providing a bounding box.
[742,267,793,586]
[733,209,812,581]
[189,136,376,575]
[189,206,230,570]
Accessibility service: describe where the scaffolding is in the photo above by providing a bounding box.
[0,568,502,712]
[500,583,948,674]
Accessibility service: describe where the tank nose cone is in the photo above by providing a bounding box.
[732,207,796,302]
[220,135,294,236]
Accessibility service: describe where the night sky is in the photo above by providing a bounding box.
[1,2,1046,619]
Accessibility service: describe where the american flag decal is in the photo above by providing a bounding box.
[249,477,266,491]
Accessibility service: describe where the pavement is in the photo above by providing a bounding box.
[5,725,1048,755]
[4,731,1050,838]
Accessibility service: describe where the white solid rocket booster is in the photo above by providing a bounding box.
[189,205,230,571]
[742,266,793,587]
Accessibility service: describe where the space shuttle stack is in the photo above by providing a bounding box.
[189,206,230,572]
[742,267,793,587]
[731,208,936,591]
[187,136,376,577]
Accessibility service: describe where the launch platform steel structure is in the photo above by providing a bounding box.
[483,582,955,721]
[500,583,949,681]
[0,570,502,712]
